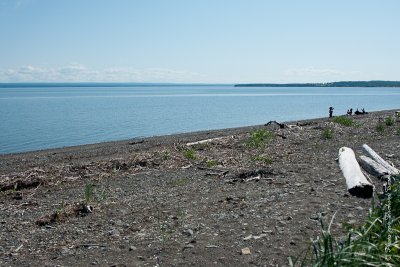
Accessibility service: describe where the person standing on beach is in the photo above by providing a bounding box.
[329,107,334,118]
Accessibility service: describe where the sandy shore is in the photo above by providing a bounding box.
[0,109,399,266]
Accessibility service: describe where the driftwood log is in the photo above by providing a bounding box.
[265,121,285,129]
[338,147,373,198]
[186,137,227,146]
[359,155,390,180]
[362,144,399,175]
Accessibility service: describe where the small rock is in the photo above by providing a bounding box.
[129,246,137,251]
[108,229,120,237]
[183,244,194,250]
[182,229,194,237]
[241,247,251,255]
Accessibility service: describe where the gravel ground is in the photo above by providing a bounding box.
[0,109,399,266]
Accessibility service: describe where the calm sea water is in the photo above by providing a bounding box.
[1,84,399,154]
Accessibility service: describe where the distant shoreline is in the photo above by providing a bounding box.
[1,80,400,88]
[235,81,400,87]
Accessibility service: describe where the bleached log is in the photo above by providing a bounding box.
[338,147,373,198]
[186,137,227,146]
[359,155,390,180]
[362,144,399,175]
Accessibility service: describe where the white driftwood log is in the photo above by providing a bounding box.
[362,144,399,175]
[338,147,373,198]
[359,155,390,180]
[186,137,227,146]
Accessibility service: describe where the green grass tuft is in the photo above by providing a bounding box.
[206,159,218,167]
[246,129,273,148]
[376,123,385,133]
[385,117,394,126]
[84,183,94,203]
[333,116,354,127]
[290,176,400,266]
[183,149,197,160]
[321,127,334,139]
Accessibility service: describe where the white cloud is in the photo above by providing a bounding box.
[0,64,206,83]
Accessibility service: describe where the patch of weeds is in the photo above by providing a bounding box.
[183,149,197,160]
[385,116,394,126]
[321,127,334,139]
[397,127,400,135]
[332,116,354,127]
[251,155,273,164]
[290,176,400,266]
[246,129,273,148]
[206,159,218,167]
[84,183,94,203]
[376,123,385,133]
[161,151,170,161]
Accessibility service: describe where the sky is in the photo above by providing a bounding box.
[0,0,399,83]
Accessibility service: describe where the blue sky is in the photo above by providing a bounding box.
[0,0,399,83]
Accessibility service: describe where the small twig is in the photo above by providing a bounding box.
[14,244,23,252]
[181,164,192,169]
[245,175,261,182]
[76,244,106,248]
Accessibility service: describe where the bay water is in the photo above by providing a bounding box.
[1,84,399,154]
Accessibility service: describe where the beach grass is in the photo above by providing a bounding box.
[321,127,334,139]
[386,117,394,126]
[333,116,355,127]
[246,129,273,148]
[376,123,385,133]
[183,149,197,160]
[290,176,400,266]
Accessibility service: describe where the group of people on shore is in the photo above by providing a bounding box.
[346,108,368,116]
[328,107,368,118]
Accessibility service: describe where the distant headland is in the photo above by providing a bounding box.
[235,81,400,87]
